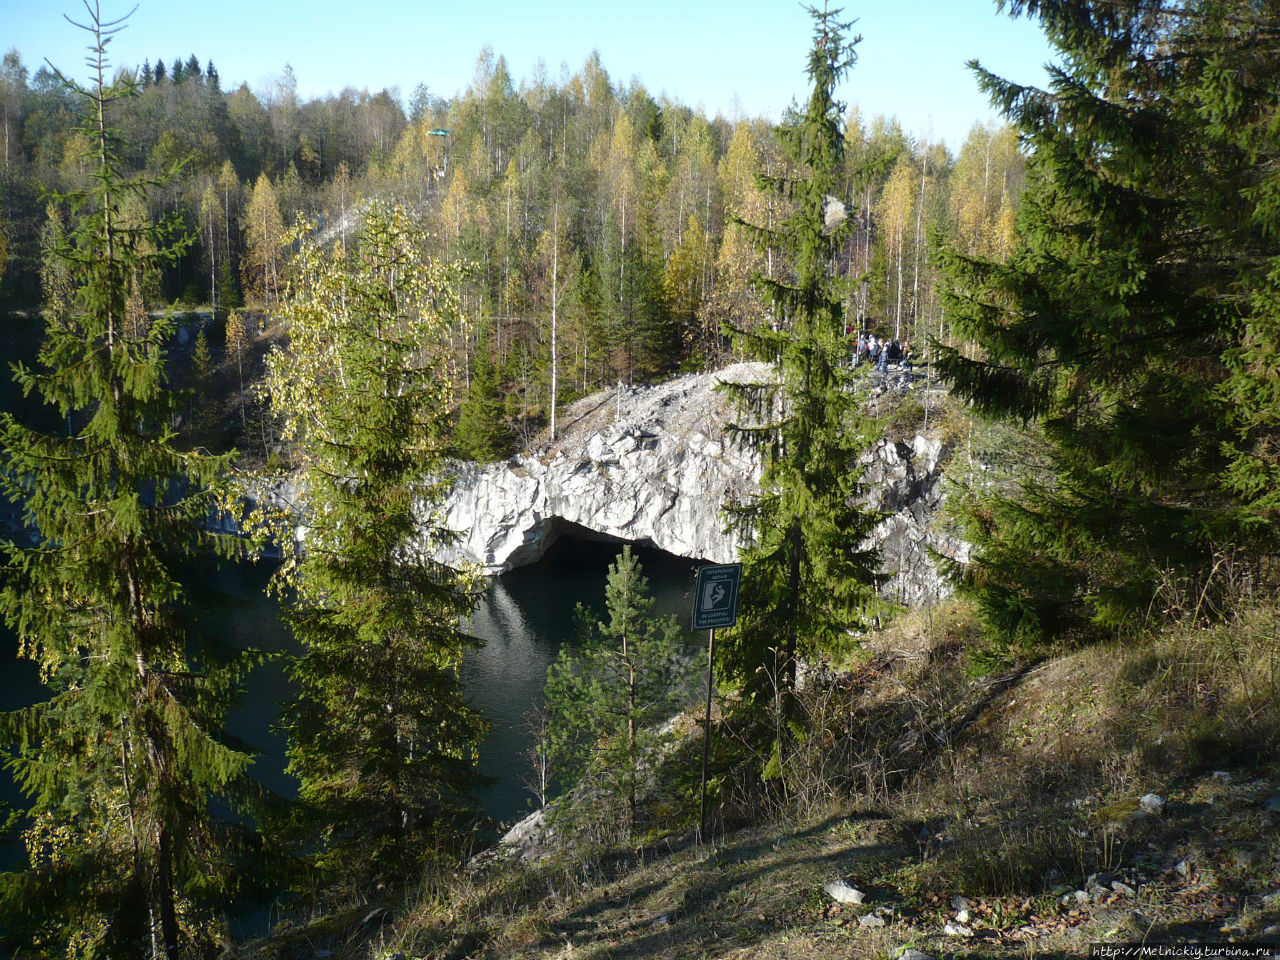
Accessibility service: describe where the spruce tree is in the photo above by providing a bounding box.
[935,1,1279,647]
[265,203,486,879]
[543,546,688,831]
[455,326,514,461]
[1207,5,1280,545]
[0,6,264,956]
[720,5,883,716]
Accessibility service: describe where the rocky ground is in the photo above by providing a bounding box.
[430,768,1278,960]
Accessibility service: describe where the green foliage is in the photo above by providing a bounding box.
[455,325,515,461]
[0,9,266,956]
[720,8,885,712]
[265,203,486,879]
[1212,9,1280,539]
[544,547,690,831]
[0,15,1025,400]
[192,326,212,380]
[935,0,1280,648]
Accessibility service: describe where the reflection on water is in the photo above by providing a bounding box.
[0,535,699,849]
[189,559,299,798]
[463,536,699,827]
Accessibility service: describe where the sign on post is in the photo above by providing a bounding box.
[694,561,742,843]
[692,563,742,630]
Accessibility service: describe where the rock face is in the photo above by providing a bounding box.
[863,432,969,607]
[438,364,766,572]
[437,362,966,604]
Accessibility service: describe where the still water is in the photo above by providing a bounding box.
[0,534,701,836]
[463,536,700,825]
[0,308,703,846]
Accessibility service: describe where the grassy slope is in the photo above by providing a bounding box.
[247,596,1279,960]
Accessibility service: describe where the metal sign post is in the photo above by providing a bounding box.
[692,563,742,844]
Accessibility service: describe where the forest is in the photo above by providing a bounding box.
[0,29,1022,452]
[1,1,1279,958]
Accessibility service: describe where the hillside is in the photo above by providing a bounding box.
[244,593,1279,960]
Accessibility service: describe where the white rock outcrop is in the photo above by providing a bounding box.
[863,432,970,606]
[437,364,767,573]
[438,362,966,605]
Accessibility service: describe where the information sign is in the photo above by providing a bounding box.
[692,563,743,630]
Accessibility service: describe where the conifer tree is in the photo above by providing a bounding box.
[935,1,1278,646]
[242,172,284,307]
[543,546,687,831]
[224,307,250,426]
[455,326,513,461]
[193,326,212,379]
[1204,5,1280,548]
[719,4,883,719]
[265,203,485,878]
[188,326,214,440]
[0,6,263,955]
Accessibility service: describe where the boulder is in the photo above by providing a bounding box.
[1139,793,1165,815]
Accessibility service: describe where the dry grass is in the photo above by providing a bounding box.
[239,596,1280,960]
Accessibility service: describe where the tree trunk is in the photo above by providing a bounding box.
[550,200,559,440]
[156,824,180,960]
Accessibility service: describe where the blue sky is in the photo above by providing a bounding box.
[2,0,1059,152]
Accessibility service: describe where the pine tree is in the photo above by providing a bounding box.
[543,546,688,831]
[934,1,1278,647]
[719,5,884,721]
[265,203,486,879]
[0,7,264,955]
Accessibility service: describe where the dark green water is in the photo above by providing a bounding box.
[0,539,700,835]
[464,536,700,826]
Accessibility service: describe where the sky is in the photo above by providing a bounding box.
[1,0,1060,153]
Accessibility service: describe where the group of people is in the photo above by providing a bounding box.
[851,330,913,373]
